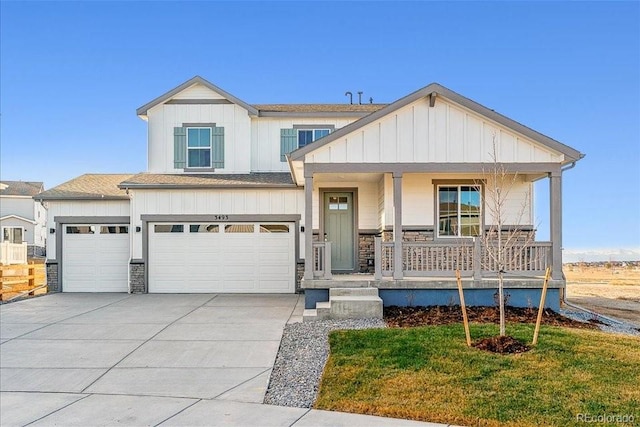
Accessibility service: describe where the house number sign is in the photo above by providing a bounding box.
[212,215,229,221]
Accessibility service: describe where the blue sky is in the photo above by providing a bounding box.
[1,1,639,254]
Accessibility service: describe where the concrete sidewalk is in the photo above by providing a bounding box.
[0,293,450,426]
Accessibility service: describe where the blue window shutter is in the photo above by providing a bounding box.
[174,127,186,169]
[280,128,297,162]
[212,126,225,168]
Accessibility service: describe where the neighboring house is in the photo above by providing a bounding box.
[0,181,47,260]
[35,76,583,310]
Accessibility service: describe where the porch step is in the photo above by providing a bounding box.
[330,295,383,319]
[304,287,383,322]
[316,301,331,319]
[329,287,379,297]
[303,309,318,322]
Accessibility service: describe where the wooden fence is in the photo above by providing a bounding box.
[0,263,46,301]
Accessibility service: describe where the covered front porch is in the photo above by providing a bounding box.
[300,164,564,288]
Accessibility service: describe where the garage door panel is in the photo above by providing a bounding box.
[260,252,290,263]
[259,265,291,275]
[223,280,254,291]
[149,222,294,293]
[259,280,291,291]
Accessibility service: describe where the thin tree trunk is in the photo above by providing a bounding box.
[498,270,506,336]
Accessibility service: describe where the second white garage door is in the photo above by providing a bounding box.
[148,222,295,293]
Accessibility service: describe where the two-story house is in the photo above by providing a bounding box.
[1,181,47,262]
[35,76,583,310]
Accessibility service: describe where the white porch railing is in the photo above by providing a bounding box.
[374,237,552,279]
[312,241,332,279]
[481,242,552,275]
[0,242,28,265]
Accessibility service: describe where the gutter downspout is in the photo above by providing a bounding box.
[558,154,585,305]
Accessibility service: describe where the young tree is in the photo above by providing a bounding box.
[479,137,537,336]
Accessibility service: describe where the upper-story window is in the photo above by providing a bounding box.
[280,125,335,161]
[187,127,212,168]
[297,129,331,148]
[174,125,224,170]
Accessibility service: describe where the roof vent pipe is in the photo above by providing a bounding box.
[357,91,363,105]
[345,91,353,104]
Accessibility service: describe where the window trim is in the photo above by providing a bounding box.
[186,126,213,169]
[293,124,335,149]
[2,226,24,243]
[434,180,484,239]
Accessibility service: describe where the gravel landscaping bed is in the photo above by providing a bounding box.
[560,307,640,337]
[265,307,638,409]
[263,318,386,408]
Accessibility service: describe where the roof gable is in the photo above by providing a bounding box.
[136,76,258,118]
[290,83,583,163]
[0,214,36,224]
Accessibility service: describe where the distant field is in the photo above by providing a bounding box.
[564,265,640,327]
[564,265,640,286]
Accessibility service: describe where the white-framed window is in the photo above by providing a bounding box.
[187,127,212,168]
[297,128,331,148]
[2,227,24,243]
[437,185,481,237]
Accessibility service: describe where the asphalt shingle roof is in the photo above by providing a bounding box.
[35,174,133,200]
[0,181,43,197]
[119,173,296,189]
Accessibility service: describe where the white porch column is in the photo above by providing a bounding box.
[549,171,563,280]
[393,172,403,280]
[304,173,314,280]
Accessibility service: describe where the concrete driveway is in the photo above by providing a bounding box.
[0,293,446,427]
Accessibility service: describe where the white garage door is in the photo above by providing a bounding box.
[149,222,295,293]
[62,224,130,292]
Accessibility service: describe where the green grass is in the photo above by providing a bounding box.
[315,324,640,427]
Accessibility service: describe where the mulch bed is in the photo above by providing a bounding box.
[384,305,597,330]
[384,305,595,354]
[473,336,530,354]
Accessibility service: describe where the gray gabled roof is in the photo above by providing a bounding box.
[0,181,44,197]
[289,83,584,163]
[136,76,259,117]
[34,174,133,201]
[118,173,295,189]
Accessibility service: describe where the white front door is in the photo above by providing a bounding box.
[148,222,295,293]
[62,224,129,292]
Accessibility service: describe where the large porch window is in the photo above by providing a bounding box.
[438,185,481,237]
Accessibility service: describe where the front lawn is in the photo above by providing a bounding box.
[315,324,640,427]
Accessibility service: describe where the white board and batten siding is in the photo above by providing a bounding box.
[251,118,358,172]
[147,103,252,174]
[46,200,130,260]
[130,188,305,259]
[381,173,533,228]
[171,84,227,100]
[305,97,565,165]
